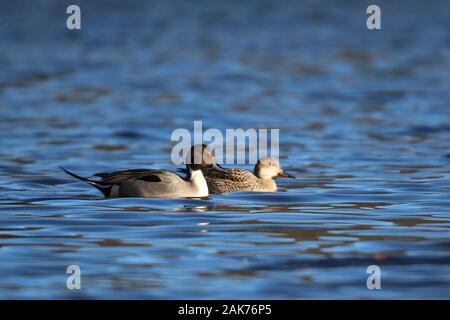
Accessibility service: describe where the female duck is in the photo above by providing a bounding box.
[201,156,295,194]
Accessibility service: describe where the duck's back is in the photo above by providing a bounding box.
[203,168,274,194]
[202,167,255,182]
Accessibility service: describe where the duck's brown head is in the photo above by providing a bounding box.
[186,144,225,172]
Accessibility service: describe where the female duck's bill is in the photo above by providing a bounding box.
[60,144,225,198]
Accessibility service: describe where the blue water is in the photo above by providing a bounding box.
[0,0,449,298]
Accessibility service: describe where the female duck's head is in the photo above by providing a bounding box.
[253,157,295,180]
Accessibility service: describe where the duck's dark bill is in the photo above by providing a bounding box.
[278,171,296,178]
[212,163,228,172]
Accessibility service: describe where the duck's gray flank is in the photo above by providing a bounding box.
[60,144,225,198]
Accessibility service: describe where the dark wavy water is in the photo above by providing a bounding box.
[0,0,449,299]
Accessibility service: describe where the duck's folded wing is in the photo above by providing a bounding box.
[203,168,254,182]
[207,178,255,194]
[93,169,175,184]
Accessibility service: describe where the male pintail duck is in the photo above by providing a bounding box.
[60,144,225,198]
[178,155,295,194]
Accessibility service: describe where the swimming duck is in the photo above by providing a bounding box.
[202,156,295,194]
[60,144,224,198]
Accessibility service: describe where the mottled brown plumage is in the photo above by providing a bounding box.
[202,157,295,194]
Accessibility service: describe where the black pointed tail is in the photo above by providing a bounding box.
[59,166,112,197]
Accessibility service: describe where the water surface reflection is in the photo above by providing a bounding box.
[0,0,449,298]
